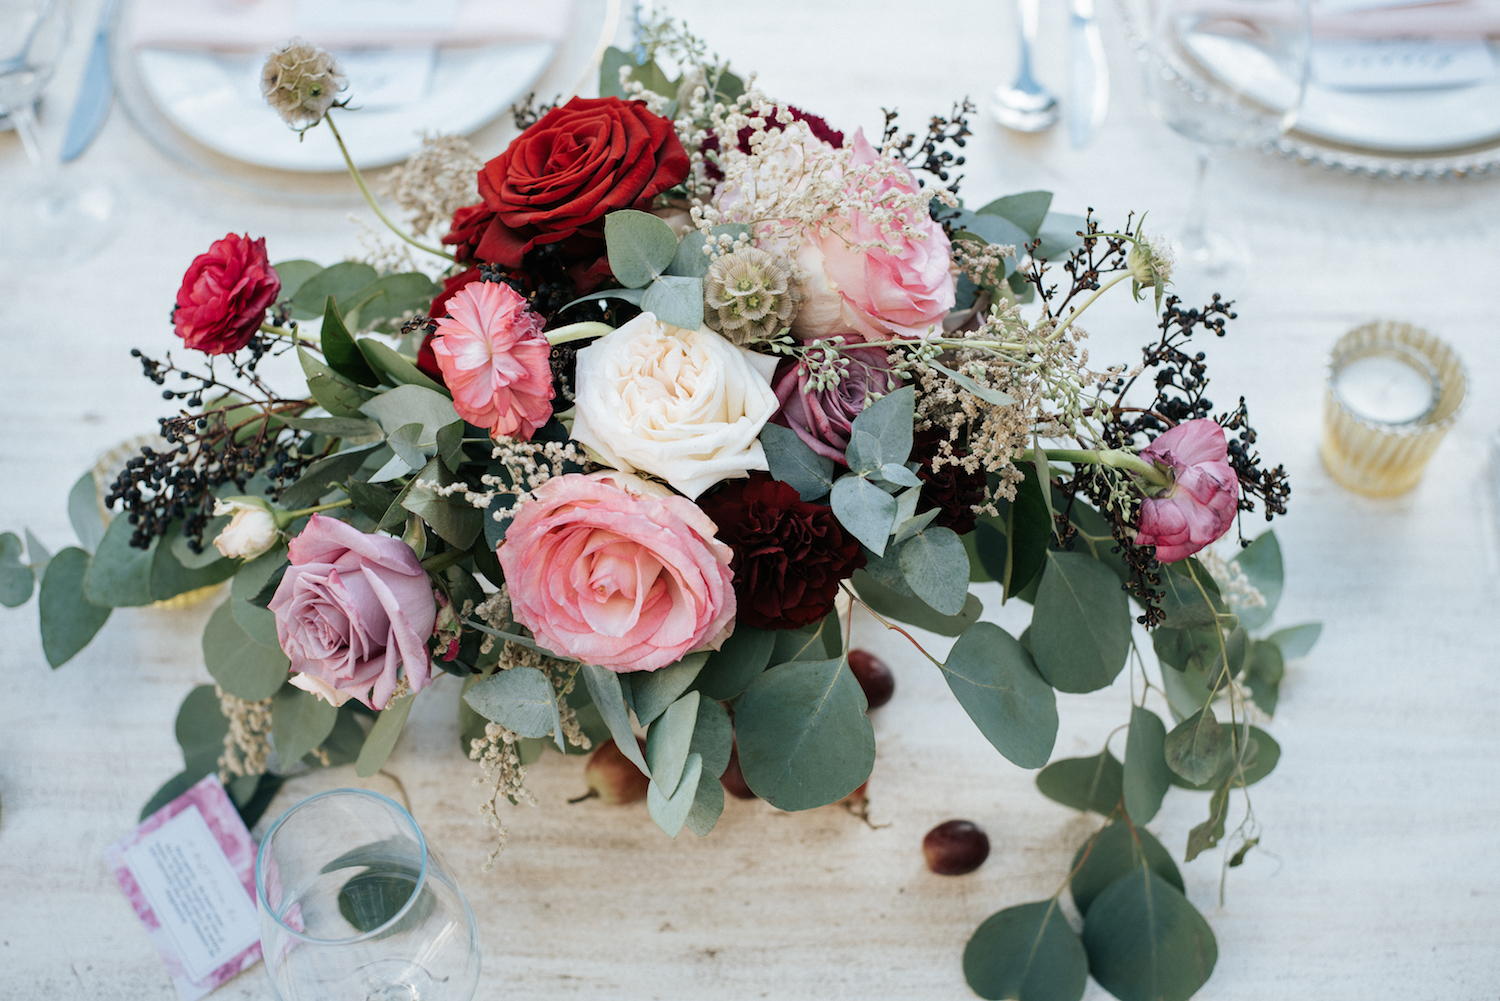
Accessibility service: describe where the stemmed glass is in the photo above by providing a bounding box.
[1138,0,1310,275]
[256,789,482,1001]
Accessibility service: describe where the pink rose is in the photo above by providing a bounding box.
[770,345,898,465]
[1135,419,1239,563]
[499,472,736,673]
[268,514,437,710]
[430,281,555,440]
[790,129,955,341]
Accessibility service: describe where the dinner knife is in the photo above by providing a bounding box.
[60,0,118,163]
[1067,0,1110,148]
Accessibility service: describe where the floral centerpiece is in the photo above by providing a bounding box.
[0,18,1321,1001]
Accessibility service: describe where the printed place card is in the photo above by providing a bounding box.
[1312,39,1497,91]
[104,775,263,1001]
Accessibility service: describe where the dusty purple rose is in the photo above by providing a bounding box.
[268,514,437,710]
[1135,419,1239,563]
[770,346,898,465]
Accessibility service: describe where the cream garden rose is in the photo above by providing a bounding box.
[571,313,779,499]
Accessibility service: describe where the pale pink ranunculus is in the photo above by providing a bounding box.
[430,280,555,440]
[1134,419,1239,563]
[499,472,736,673]
[268,514,437,710]
[790,129,955,341]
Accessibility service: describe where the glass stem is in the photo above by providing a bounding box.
[11,105,43,167]
[1181,144,1214,256]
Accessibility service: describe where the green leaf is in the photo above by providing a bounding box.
[300,347,376,417]
[464,666,563,745]
[1070,821,1183,916]
[942,623,1057,768]
[963,900,1087,1001]
[640,275,704,330]
[695,625,775,700]
[139,771,194,821]
[360,384,459,439]
[1160,661,1215,721]
[401,457,482,549]
[1244,640,1285,716]
[579,663,650,776]
[1123,706,1171,824]
[23,529,50,574]
[1230,530,1283,630]
[278,415,383,440]
[67,472,106,553]
[290,261,380,319]
[830,475,898,555]
[38,548,110,666]
[769,611,842,664]
[666,230,711,278]
[563,286,646,311]
[279,444,382,509]
[1185,781,1231,862]
[170,517,228,570]
[176,684,229,776]
[689,695,732,778]
[355,693,415,777]
[646,691,700,795]
[1269,622,1321,660]
[647,752,703,837]
[683,767,725,837]
[599,46,633,99]
[1030,551,1131,693]
[1157,559,1224,628]
[1033,212,1088,261]
[605,209,679,288]
[977,191,1054,239]
[845,385,914,472]
[0,532,34,607]
[351,272,441,334]
[627,651,709,726]
[955,212,1030,257]
[319,296,382,386]
[1002,467,1051,600]
[1152,624,1220,675]
[898,527,969,616]
[358,338,449,394]
[271,684,338,767]
[271,259,323,304]
[150,525,238,602]
[1036,751,1123,815]
[337,867,426,934]
[1168,725,1280,790]
[319,706,369,767]
[1082,869,1217,1001]
[388,422,435,470]
[734,657,875,811]
[436,421,468,472]
[849,569,983,637]
[202,600,289,701]
[1164,707,1229,785]
[82,515,156,607]
[760,422,835,501]
[927,360,1017,406]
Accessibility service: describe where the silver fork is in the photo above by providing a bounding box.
[992,0,1059,132]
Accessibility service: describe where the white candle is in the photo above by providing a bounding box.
[1332,350,1437,426]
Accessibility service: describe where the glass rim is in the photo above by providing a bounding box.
[254,787,430,946]
[1324,321,1466,439]
[1329,340,1440,428]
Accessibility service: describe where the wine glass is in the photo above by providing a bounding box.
[255,789,482,1001]
[1138,0,1310,274]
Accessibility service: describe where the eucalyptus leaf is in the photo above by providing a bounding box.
[627,651,709,726]
[563,286,646,311]
[1123,706,1171,824]
[278,415,383,439]
[1231,530,1283,630]
[176,684,230,777]
[401,457,482,549]
[202,600,289,701]
[150,524,238,602]
[463,666,562,743]
[388,422,436,470]
[646,691,700,795]
[1268,622,1322,660]
[689,696,732,778]
[360,384,460,439]
[1029,551,1131,693]
[359,338,449,394]
[830,475,898,555]
[1168,725,1280,791]
[580,663,650,776]
[290,262,379,320]
[0,532,34,607]
[976,191,1054,239]
[605,209,679,288]
[355,693,415,777]
[139,772,194,822]
[963,900,1087,1001]
[647,752,703,837]
[890,507,940,547]
[1082,870,1217,1001]
[640,275,705,330]
[1163,707,1229,785]
[272,684,339,768]
[1069,821,1183,916]
[1033,212,1088,261]
[170,517,228,570]
[849,569,983,637]
[760,422,835,501]
[38,548,110,667]
[82,514,156,607]
[666,230,711,278]
[898,527,969,616]
[1001,467,1050,599]
[683,768,725,837]
[1185,782,1231,862]
[845,385,914,471]
[230,546,287,647]
[1036,751,1123,815]
[352,272,441,334]
[67,471,106,552]
[271,259,323,304]
[769,612,841,664]
[695,625,775,700]
[942,623,1058,768]
[436,421,468,472]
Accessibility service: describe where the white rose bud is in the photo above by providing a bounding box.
[212,499,280,560]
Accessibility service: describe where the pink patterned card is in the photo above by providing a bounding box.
[103,775,263,1001]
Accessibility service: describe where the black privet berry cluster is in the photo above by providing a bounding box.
[881,99,974,197]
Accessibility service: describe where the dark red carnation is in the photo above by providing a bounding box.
[172,233,280,355]
[702,105,845,181]
[914,426,987,536]
[698,472,865,630]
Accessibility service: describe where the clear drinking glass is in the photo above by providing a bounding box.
[1139,0,1310,274]
[255,789,482,1001]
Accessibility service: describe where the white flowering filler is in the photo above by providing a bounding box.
[570,312,779,499]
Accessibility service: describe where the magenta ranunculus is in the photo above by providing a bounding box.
[790,129,955,342]
[430,281,555,441]
[770,346,898,465]
[1135,419,1239,563]
[499,472,736,673]
[268,514,437,710]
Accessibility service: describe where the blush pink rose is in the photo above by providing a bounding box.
[268,514,437,710]
[430,280,555,440]
[499,472,736,673]
[790,129,955,341]
[1135,419,1239,563]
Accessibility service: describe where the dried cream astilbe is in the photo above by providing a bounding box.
[470,722,535,871]
[384,133,484,239]
[703,246,799,344]
[216,686,272,781]
[260,38,346,131]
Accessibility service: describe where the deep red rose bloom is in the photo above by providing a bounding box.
[698,472,865,631]
[442,205,495,264]
[172,233,280,355]
[914,426,987,536]
[461,96,688,271]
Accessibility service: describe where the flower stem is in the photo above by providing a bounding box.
[277,498,352,527]
[324,112,457,263]
[545,321,614,345]
[1021,446,1164,483]
[1047,271,1132,341]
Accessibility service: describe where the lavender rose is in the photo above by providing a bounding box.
[770,345,898,465]
[268,514,437,710]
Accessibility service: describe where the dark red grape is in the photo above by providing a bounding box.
[848,649,895,708]
[923,820,990,875]
[721,741,757,800]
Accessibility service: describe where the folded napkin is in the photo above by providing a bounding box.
[1314,0,1500,38]
[130,0,570,51]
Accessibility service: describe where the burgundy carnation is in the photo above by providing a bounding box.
[172,233,280,355]
[698,472,865,630]
[914,426,987,536]
[703,105,845,181]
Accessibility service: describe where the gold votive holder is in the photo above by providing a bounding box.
[1321,321,1466,498]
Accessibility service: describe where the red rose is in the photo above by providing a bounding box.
[172,233,280,355]
[442,205,494,264]
[698,473,866,631]
[468,96,688,270]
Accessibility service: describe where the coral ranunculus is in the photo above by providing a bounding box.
[430,281,555,441]
[268,514,437,711]
[172,233,281,355]
[1134,419,1240,563]
[499,473,736,673]
[698,473,865,630]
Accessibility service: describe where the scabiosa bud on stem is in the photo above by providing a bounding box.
[260,38,346,131]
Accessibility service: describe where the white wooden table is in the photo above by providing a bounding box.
[3,1,1499,998]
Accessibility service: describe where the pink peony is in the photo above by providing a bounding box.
[790,129,955,341]
[430,281,555,440]
[499,472,736,673]
[268,514,437,710]
[1134,419,1239,563]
